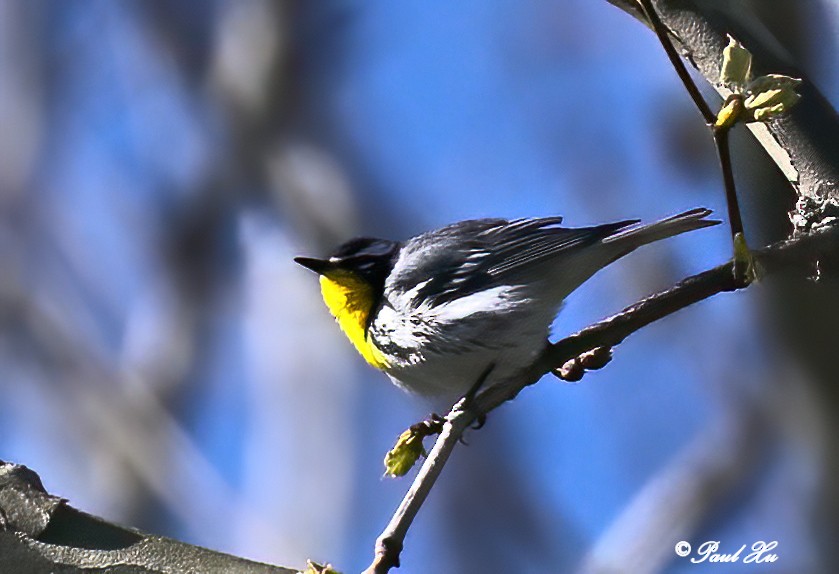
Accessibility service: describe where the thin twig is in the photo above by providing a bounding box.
[714,125,746,239]
[362,226,838,573]
[363,407,473,574]
[637,0,715,124]
[638,0,746,245]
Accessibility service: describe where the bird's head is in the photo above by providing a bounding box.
[294,238,401,369]
[294,237,400,292]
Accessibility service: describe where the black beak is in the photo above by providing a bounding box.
[294,256,332,274]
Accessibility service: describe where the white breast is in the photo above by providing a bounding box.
[370,284,556,399]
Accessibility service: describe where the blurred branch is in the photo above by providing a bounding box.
[364,225,839,573]
[0,275,282,546]
[578,354,828,574]
[0,460,296,574]
[577,404,764,574]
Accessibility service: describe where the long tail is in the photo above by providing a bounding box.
[603,208,720,253]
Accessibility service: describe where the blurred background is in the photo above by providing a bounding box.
[1,1,837,572]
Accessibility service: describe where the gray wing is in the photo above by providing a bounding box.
[389,217,637,307]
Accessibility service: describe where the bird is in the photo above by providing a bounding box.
[295,208,718,400]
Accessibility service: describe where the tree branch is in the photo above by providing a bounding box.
[364,3,839,571]
[712,126,746,241]
[0,460,296,574]
[363,225,839,573]
[364,412,472,574]
[607,0,839,230]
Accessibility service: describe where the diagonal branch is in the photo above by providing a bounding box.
[479,225,835,413]
[0,461,296,574]
[363,225,838,573]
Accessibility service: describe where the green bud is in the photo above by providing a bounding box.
[744,74,801,121]
[733,232,757,285]
[714,95,744,129]
[747,73,801,94]
[384,428,426,477]
[720,35,752,88]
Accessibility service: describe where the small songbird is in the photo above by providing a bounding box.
[295,208,718,400]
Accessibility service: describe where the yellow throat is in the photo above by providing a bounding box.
[319,270,389,369]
